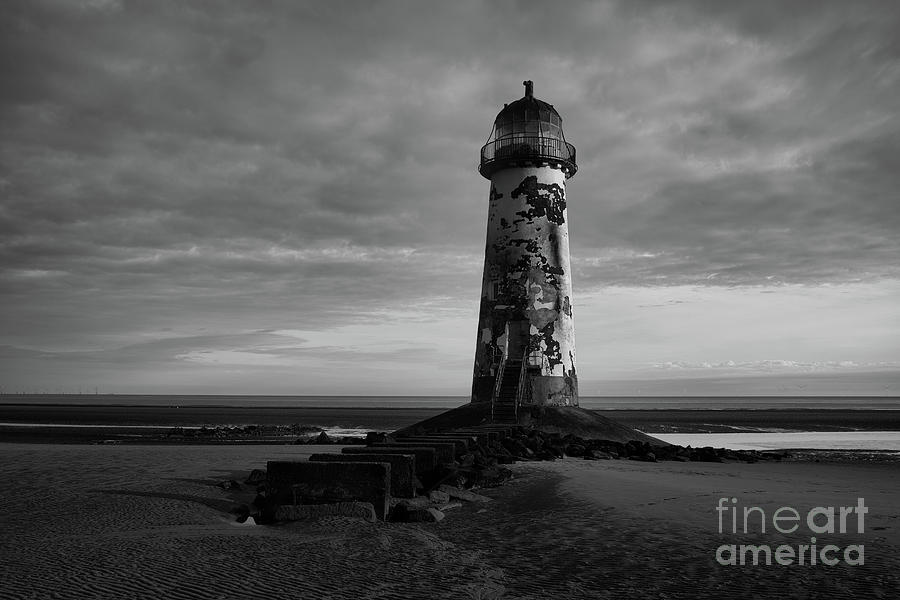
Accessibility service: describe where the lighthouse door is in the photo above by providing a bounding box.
[505,320,530,360]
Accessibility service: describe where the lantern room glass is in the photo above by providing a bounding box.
[478,82,577,179]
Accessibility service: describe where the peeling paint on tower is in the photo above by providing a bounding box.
[471,81,579,407]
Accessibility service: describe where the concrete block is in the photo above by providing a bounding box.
[389,437,468,456]
[309,453,416,498]
[343,446,436,474]
[396,434,471,452]
[266,461,391,521]
[407,432,484,450]
[372,441,455,464]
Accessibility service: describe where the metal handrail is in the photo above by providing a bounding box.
[490,354,507,423]
[479,135,577,178]
[515,351,531,415]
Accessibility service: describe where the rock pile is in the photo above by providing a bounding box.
[482,429,786,464]
[231,424,788,525]
[165,423,366,444]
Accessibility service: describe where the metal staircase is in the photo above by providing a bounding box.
[491,354,526,424]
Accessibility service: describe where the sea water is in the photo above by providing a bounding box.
[2,394,899,449]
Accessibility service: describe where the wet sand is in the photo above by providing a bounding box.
[602,408,900,433]
[1,443,898,599]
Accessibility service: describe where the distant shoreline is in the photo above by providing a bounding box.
[2,402,900,450]
[3,402,900,411]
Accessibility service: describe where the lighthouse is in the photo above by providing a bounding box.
[472,81,579,422]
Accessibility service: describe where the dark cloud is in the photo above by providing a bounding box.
[572,124,900,287]
[565,0,900,287]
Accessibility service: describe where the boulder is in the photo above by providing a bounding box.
[472,466,513,486]
[565,443,586,457]
[365,431,388,445]
[534,450,558,461]
[438,485,492,503]
[428,490,450,504]
[693,447,723,463]
[524,434,544,453]
[245,469,266,485]
[390,503,445,523]
[546,444,565,458]
[502,438,531,458]
[311,431,333,444]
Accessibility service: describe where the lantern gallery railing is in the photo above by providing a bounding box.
[479,135,577,178]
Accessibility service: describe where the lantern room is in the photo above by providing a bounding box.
[478,80,577,179]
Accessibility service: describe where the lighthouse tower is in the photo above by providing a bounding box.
[472,81,579,421]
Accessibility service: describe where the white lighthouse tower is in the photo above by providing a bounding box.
[472,81,579,422]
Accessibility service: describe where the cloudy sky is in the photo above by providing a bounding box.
[1,0,898,396]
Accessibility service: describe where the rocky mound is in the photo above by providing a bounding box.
[393,402,666,445]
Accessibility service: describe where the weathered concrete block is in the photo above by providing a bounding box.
[372,441,454,464]
[266,461,391,521]
[245,468,267,485]
[309,453,416,498]
[389,437,468,456]
[396,431,478,452]
[342,446,436,474]
[274,502,376,523]
[408,432,485,450]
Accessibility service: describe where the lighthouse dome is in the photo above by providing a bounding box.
[479,80,577,179]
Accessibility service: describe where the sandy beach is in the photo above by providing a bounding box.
[2,442,898,599]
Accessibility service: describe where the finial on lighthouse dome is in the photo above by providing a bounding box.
[478,81,577,179]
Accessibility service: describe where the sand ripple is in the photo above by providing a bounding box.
[1,444,898,599]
